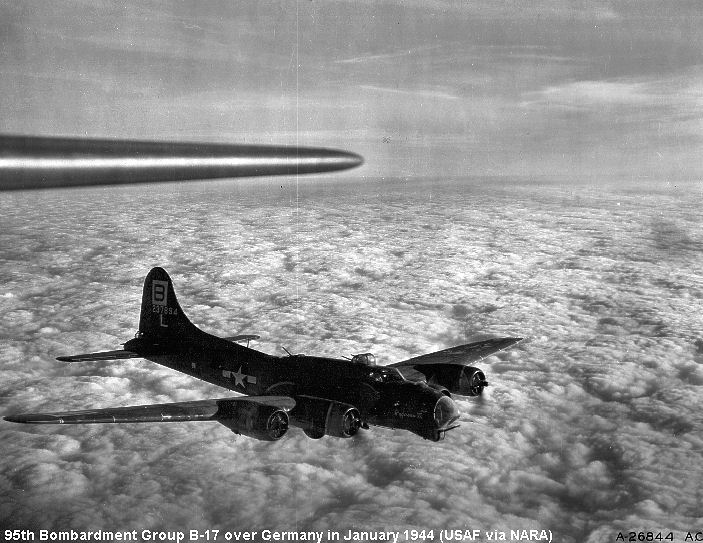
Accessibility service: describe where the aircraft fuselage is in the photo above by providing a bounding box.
[123,332,457,441]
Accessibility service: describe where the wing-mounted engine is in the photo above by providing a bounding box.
[389,337,521,397]
[290,396,362,439]
[216,398,289,441]
[421,364,488,397]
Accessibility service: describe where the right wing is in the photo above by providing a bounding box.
[5,396,296,441]
[56,350,141,362]
[4,396,294,424]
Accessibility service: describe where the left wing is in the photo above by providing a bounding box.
[390,337,523,368]
[4,396,296,441]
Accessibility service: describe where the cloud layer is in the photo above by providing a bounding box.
[1,176,701,539]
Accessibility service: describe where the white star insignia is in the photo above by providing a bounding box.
[232,366,246,388]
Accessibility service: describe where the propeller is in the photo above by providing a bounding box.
[268,411,289,440]
[469,370,489,396]
[342,409,363,437]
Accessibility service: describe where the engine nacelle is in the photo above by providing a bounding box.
[423,365,488,397]
[216,399,289,441]
[290,396,362,439]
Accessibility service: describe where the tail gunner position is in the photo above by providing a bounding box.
[5,268,522,442]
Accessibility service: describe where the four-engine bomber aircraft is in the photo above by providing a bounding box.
[4,268,521,442]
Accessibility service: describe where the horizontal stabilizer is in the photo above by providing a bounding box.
[4,395,295,424]
[391,337,523,368]
[56,350,141,362]
[224,334,260,344]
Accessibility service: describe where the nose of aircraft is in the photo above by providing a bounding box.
[434,395,460,430]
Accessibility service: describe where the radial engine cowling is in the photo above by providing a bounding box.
[424,365,488,397]
[216,399,289,441]
[290,396,362,439]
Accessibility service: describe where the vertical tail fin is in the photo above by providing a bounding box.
[138,267,199,341]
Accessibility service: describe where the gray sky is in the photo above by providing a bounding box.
[1,1,702,180]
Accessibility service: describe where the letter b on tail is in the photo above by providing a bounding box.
[138,267,197,340]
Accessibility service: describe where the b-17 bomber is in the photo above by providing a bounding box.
[4,268,522,442]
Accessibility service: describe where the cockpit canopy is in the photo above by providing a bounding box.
[351,353,376,366]
[367,366,405,383]
[348,353,404,382]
